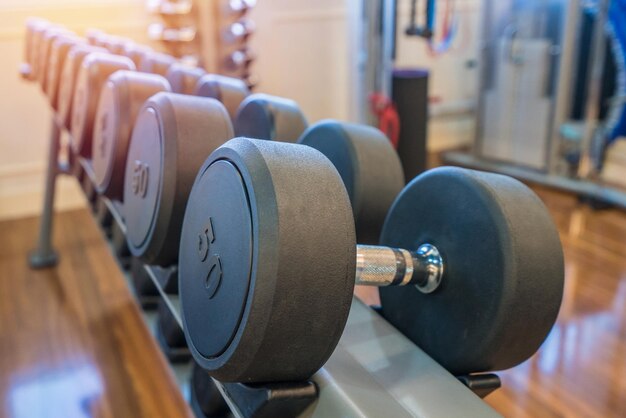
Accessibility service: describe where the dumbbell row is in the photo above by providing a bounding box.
[23,18,564,397]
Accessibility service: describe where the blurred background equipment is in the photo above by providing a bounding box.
[447,0,626,209]
[147,0,256,88]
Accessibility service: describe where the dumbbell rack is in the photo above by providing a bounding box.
[29,113,503,417]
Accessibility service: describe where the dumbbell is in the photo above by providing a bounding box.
[45,34,85,110]
[123,93,234,267]
[165,63,206,95]
[298,120,405,244]
[21,19,53,81]
[156,299,191,363]
[101,35,132,56]
[130,257,160,309]
[194,74,250,122]
[190,362,231,418]
[85,28,106,46]
[179,138,564,383]
[91,71,171,200]
[57,44,108,130]
[69,52,135,158]
[234,93,308,142]
[138,51,177,77]
[122,43,153,69]
[36,26,74,92]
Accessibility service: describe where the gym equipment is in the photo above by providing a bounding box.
[165,63,206,95]
[37,26,73,91]
[298,120,404,244]
[179,138,564,383]
[45,34,84,110]
[92,71,171,200]
[194,74,250,121]
[190,362,231,418]
[138,51,176,77]
[123,93,234,267]
[102,35,132,55]
[56,45,108,130]
[234,93,307,142]
[130,257,160,309]
[69,52,135,158]
[21,18,49,80]
[25,21,56,82]
[85,28,106,46]
[156,299,191,362]
[122,43,153,69]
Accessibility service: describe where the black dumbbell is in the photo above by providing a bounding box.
[138,51,177,77]
[21,18,49,80]
[92,70,171,200]
[165,62,206,95]
[122,43,153,69]
[298,120,405,244]
[45,34,85,110]
[234,93,308,142]
[179,137,564,383]
[57,44,108,131]
[156,299,191,363]
[36,26,73,92]
[69,52,136,158]
[190,362,231,418]
[194,74,250,122]
[123,93,234,267]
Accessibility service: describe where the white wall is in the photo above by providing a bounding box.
[248,0,481,151]
[0,0,152,220]
[0,0,481,220]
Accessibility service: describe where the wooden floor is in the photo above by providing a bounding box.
[485,186,626,417]
[1,184,626,417]
[0,210,192,418]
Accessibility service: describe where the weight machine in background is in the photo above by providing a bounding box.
[146,0,256,88]
[446,0,626,208]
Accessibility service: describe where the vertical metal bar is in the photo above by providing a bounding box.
[547,0,582,175]
[578,0,611,179]
[472,0,491,157]
[380,0,396,100]
[28,118,61,269]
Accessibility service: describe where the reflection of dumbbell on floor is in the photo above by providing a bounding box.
[179,138,564,383]
[92,71,171,200]
[123,93,234,268]
[234,93,308,142]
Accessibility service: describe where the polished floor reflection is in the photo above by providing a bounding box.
[485,187,626,417]
[0,210,192,418]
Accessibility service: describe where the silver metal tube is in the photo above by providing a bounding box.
[28,117,62,268]
[578,0,611,179]
[355,243,444,294]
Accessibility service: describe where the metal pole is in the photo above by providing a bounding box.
[547,0,582,175]
[578,0,611,179]
[28,117,61,268]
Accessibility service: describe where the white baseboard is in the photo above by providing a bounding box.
[0,167,86,221]
[428,114,475,152]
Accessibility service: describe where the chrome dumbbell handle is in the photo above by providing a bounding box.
[355,243,443,294]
